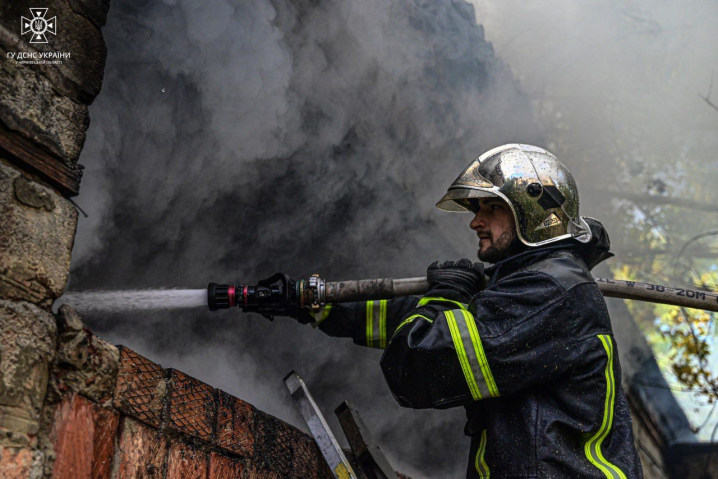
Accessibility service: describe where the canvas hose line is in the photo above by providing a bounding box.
[323,277,718,313]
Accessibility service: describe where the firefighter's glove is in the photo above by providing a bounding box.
[427,259,486,302]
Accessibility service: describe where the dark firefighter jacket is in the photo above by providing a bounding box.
[317,219,642,478]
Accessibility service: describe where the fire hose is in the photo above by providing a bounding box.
[208,274,718,314]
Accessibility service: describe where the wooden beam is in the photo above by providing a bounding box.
[0,121,81,197]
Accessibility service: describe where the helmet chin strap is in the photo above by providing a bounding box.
[566,215,592,243]
[507,236,529,257]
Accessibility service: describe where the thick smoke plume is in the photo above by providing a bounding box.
[69,0,540,476]
[65,0,718,472]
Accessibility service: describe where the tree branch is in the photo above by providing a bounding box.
[699,72,718,113]
[601,190,718,213]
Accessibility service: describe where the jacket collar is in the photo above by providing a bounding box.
[485,243,577,286]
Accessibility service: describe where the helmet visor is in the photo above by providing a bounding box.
[436,187,499,212]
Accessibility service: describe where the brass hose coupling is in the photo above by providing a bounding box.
[298,274,326,312]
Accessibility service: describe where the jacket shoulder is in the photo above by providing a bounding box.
[518,250,595,292]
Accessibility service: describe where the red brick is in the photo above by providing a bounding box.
[0,446,37,478]
[208,452,243,477]
[252,410,294,476]
[113,347,166,428]
[242,462,282,479]
[50,393,120,479]
[166,440,208,479]
[166,370,215,441]
[291,432,322,479]
[215,391,255,457]
[114,417,167,478]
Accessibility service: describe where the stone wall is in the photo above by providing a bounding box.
[0,0,108,474]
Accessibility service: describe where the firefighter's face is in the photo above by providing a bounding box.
[469,197,517,263]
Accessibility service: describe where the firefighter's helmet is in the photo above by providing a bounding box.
[436,144,592,247]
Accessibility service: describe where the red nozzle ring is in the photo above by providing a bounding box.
[243,285,248,307]
[228,286,236,308]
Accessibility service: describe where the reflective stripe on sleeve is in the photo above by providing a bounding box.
[315,304,332,325]
[365,300,388,349]
[444,309,499,400]
[418,296,468,310]
[310,304,333,329]
[380,299,387,348]
[583,335,627,479]
[474,429,490,478]
[392,313,433,337]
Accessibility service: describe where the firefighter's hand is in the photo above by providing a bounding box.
[427,259,486,302]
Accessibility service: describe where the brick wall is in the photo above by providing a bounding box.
[9,304,333,478]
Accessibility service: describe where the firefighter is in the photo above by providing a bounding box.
[264,144,643,478]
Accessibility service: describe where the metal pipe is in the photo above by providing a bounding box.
[325,276,718,313]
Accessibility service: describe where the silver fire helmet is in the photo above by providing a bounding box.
[436,144,592,247]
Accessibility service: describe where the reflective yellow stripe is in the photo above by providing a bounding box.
[417,296,468,310]
[366,301,373,347]
[474,429,490,478]
[584,335,627,479]
[445,309,499,400]
[446,310,481,400]
[321,304,333,322]
[315,304,332,325]
[393,314,433,336]
[462,310,499,398]
[310,304,333,329]
[365,300,388,349]
[380,299,387,348]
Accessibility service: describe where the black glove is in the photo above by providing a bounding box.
[426,258,486,302]
[241,273,314,324]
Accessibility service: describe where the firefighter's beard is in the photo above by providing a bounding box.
[478,228,520,264]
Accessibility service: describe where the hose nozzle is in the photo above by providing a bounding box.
[207,275,291,314]
[207,283,237,311]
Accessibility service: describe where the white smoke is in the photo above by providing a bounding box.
[69,0,542,476]
[66,0,718,475]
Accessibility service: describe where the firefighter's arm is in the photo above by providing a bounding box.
[380,271,576,409]
[316,259,483,348]
[316,297,420,348]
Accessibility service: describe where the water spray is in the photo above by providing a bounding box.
[59,289,207,313]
